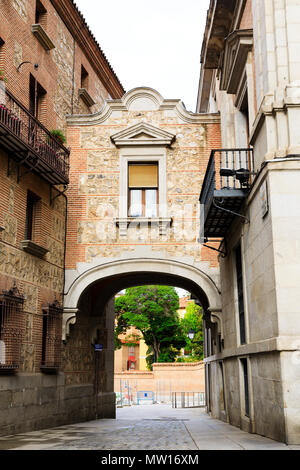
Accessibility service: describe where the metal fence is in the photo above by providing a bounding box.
[171,392,206,409]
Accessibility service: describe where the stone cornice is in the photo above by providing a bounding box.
[220,29,253,94]
[250,87,300,146]
[110,122,176,147]
[67,87,221,126]
[200,0,236,69]
[50,0,125,98]
[204,336,300,363]
[78,88,95,108]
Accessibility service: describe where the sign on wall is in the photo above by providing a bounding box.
[260,180,269,218]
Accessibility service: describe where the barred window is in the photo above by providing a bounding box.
[41,301,62,372]
[0,284,25,371]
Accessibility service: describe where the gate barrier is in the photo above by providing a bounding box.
[172,392,205,408]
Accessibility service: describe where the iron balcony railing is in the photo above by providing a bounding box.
[0,85,70,184]
[200,148,254,214]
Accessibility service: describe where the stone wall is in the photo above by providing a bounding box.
[114,361,205,404]
[0,277,116,436]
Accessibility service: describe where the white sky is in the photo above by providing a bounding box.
[75,0,210,112]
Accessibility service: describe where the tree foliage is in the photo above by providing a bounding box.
[178,301,204,362]
[115,285,186,369]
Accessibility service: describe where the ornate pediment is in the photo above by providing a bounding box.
[110,122,176,147]
[220,29,253,94]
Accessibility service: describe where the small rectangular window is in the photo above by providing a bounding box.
[41,301,62,372]
[29,74,46,120]
[0,37,5,72]
[35,0,47,25]
[128,163,158,217]
[235,243,246,344]
[240,358,250,417]
[25,190,40,241]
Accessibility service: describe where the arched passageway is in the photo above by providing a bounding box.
[61,258,221,421]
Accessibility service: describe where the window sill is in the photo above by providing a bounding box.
[40,365,59,374]
[78,88,95,108]
[114,217,173,237]
[31,24,55,51]
[21,240,49,258]
[0,364,19,374]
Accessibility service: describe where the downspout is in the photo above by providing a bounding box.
[71,37,75,114]
[61,192,68,311]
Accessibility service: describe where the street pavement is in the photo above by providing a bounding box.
[0,404,299,450]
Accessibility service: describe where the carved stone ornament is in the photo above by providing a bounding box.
[110,122,176,148]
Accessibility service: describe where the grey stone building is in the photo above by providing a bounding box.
[198,0,300,444]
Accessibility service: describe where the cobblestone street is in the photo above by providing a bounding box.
[0,405,299,451]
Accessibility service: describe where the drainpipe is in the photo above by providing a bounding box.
[61,192,68,308]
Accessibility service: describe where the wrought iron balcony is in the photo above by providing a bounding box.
[200,148,254,238]
[0,85,69,184]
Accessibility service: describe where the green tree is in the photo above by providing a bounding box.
[115,285,186,369]
[179,301,204,361]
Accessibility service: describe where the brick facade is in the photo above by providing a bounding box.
[0,0,124,132]
[0,0,124,435]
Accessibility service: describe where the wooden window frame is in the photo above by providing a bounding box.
[128,162,159,217]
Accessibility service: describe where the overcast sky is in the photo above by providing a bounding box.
[75,0,210,112]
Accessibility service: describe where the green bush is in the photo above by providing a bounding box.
[49,129,66,145]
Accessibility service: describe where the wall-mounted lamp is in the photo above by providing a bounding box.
[17,61,39,72]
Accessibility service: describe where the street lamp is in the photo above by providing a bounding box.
[188,328,195,340]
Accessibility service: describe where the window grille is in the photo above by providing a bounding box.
[235,243,246,345]
[0,284,25,371]
[41,300,62,372]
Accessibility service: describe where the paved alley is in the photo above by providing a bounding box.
[0,404,299,451]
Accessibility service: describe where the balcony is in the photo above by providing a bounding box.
[0,85,69,184]
[200,148,254,239]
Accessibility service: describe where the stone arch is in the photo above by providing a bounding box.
[63,257,221,340]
